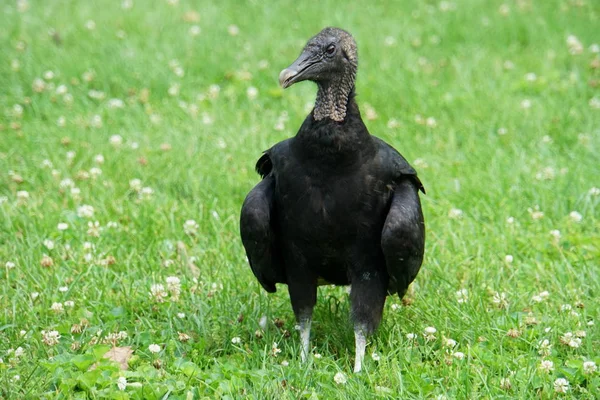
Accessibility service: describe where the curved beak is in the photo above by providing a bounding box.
[279,50,316,89]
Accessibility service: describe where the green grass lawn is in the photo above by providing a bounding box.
[1,0,599,398]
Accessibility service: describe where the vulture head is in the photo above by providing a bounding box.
[279,27,358,121]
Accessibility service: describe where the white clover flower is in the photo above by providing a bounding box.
[560,304,572,312]
[189,25,201,36]
[560,332,573,342]
[588,187,600,196]
[107,98,124,109]
[32,78,46,92]
[231,337,242,344]
[90,115,103,128]
[492,291,508,308]
[87,221,101,237]
[89,167,102,178]
[258,315,268,329]
[504,255,513,263]
[16,191,30,201]
[528,206,544,220]
[539,360,554,373]
[412,158,428,169]
[150,284,167,303]
[109,135,123,146]
[553,378,569,393]
[59,178,74,189]
[444,338,457,348]
[549,230,561,240]
[506,216,515,224]
[448,208,463,219]
[58,286,68,292]
[117,376,127,391]
[166,276,181,299]
[64,300,75,308]
[246,86,258,100]
[569,211,582,222]
[390,303,401,311]
[406,333,417,340]
[583,361,597,374]
[208,84,220,99]
[148,344,161,353]
[271,342,281,356]
[140,187,154,199]
[41,330,61,346]
[12,104,24,118]
[202,113,213,125]
[43,239,54,250]
[575,330,586,338]
[5,261,15,269]
[77,205,95,218]
[41,159,53,169]
[183,220,199,235]
[371,352,381,361]
[227,25,240,36]
[567,35,583,55]
[423,326,437,341]
[452,351,465,360]
[50,302,64,313]
[333,372,347,384]
[499,377,511,390]
[520,99,532,109]
[31,292,39,300]
[92,155,104,165]
[168,83,180,96]
[177,312,185,319]
[14,347,24,358]
[129,179,142,192]
[455,288,468,303]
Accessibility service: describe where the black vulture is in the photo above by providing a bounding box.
[240,27,425,372]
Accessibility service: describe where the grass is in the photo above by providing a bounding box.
[1,0,599,398]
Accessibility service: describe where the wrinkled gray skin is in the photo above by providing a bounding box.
[279,27,357,122]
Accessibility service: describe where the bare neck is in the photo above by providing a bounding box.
[313,69,356,122]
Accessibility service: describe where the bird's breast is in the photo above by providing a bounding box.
[276,169,391,241]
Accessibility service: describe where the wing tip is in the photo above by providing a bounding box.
[255,152,272,178]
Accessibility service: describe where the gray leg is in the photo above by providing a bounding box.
[299,318,312,362]
[349,271,386,373]
[354,324,367,372]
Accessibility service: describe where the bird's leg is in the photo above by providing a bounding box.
[353,324,367,373]
[299,317,312,363]
[349,272,387,373]
[288,277,317,364]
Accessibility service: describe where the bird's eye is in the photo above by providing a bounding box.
[326,44,336,56]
